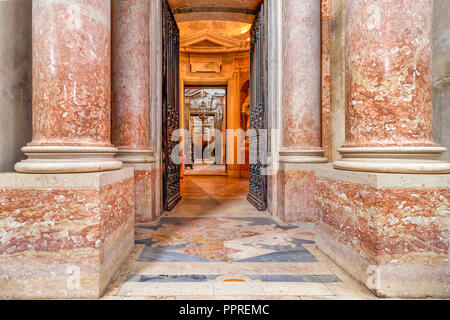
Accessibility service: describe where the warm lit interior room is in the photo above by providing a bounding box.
[178,21,251,198]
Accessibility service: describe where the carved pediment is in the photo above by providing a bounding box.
[180,30,249,54]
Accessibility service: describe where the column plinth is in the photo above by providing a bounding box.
[15,0,121,174]
[280,0,327,163]
[334,0,450,174]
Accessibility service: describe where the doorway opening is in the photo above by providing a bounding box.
[162,0,268,211]
[182,87,227,176]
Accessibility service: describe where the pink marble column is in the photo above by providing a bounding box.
[275,0,325,224]
[334,0,450,173]
[15,0,121,173]
[112,0,151,161]
[280,0,326,163]
[112,0,155,223]
[321,0,332,161]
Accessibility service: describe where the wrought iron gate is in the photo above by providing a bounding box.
[247,1,268,211]
[162,0,181,211]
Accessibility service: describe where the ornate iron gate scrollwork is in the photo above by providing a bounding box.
[247,2,268,211]
[162,0,181,211]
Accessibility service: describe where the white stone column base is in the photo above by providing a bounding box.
[14,146,123,173]
[279,150,328,163]
[115,150,155,164]
[334,147,450,174]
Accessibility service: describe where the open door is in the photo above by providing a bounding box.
[162,0,181,211]
[247,1,268,211]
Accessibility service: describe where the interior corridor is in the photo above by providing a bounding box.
[103,177,378,300]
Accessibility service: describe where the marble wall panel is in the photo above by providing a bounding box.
[280,170,317,224]
[315,176,449,297]
[134,169,158,223]
[0,170,135,299]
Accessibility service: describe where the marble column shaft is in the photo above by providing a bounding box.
[112,0,156,223]
[112,0,152,161]
[335,0,450,173]
[280,0,326,163]
[275,0,326,224]
[15,0,121,173]
[321,0,332,161]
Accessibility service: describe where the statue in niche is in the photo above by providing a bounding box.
[241,90,250,131]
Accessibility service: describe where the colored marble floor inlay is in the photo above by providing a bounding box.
[136,216,317,263]
[103,177,378,300]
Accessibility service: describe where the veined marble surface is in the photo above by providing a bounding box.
[345,0,434,148]
[31,0,112,146]
[0,168,135,299]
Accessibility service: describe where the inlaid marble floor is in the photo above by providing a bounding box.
[103,177,377,300]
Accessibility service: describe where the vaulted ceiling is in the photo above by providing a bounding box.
[167,0,262,23]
